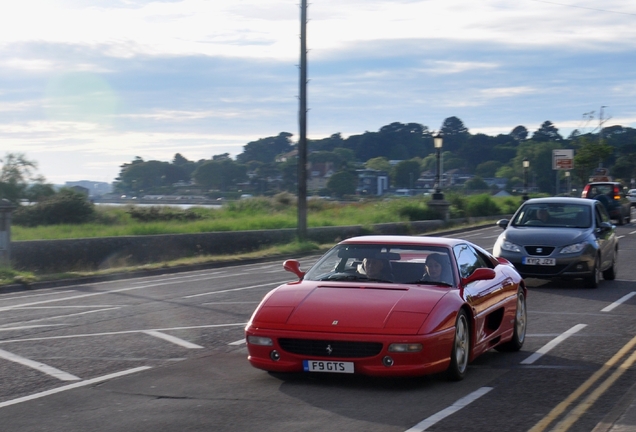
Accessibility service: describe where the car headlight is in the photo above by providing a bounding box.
[500,239,522,253]
[388,343,423,353]
[247,336,273,346]
[560,242,587,254]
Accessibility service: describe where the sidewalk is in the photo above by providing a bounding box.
[594,381,636,432]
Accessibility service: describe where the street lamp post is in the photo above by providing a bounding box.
[433,133,444,200]
[522,159,529,201]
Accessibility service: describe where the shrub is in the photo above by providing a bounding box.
[465,194,500,217]
[127,206,203,222]
[13,189,95,226]
[399,203,439,221]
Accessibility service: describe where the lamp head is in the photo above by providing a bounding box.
[434,133,443,149]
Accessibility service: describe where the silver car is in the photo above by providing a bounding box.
[628,189,636,207]
[493,197,618,288]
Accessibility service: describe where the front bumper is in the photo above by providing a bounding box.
[497,250,595,279]
[245,327,455,377]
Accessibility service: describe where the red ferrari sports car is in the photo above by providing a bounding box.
[245,235,526,380]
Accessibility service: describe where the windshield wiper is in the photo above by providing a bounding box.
[403,280,453,287]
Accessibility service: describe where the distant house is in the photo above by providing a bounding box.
[65,180,112,197]
[307,161,334,192]
[356,169,389,196]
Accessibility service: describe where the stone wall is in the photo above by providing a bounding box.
[11,220,445,273]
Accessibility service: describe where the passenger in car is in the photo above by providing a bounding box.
[422,253,452,284]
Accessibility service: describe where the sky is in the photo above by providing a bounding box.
[1,0,635,185]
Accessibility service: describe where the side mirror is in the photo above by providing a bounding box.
[283,259,305,279]
[462,268,496,285]
[496,219,509,229]
[598,221,613,231]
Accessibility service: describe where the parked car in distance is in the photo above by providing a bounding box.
[246,235,526,381]
[493,197,618,288]
[627,189,636,207]
[581,182,631,225]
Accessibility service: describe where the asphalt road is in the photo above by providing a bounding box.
[0,223,635,431]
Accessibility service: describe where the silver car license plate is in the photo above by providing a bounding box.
[303,360,354,373]
[523,257,555,266]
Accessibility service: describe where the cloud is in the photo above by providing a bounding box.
[1,0,635,184]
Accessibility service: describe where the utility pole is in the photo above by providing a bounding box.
[598,105,607,168]
[297,0,308,241]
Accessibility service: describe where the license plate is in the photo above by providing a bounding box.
[523,257,555,266]
[303,360,354,373]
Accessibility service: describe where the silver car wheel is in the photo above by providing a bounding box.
[515,292,527,345]
[454,313,469,373]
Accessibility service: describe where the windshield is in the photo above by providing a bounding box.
[511,203,591,228]
[304,244,455,286]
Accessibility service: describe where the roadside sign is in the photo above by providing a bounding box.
[553,149,574,170]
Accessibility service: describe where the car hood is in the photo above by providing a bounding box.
[250,283,450,335]
[503,226,590,246]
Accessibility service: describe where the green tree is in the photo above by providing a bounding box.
[475,161,501,178]
[365,157,392,173]
[572,137,613,185]
[193,159,247,192]
[115,160,189,195]
[393,159,422,188]
[24,183,56,203]
[327,171,357,197]
[236,132,294,164]
[515,141,564,194]
[440,116,469,152]
[531,121,563,142]
[464,176,489,191]
[0,153,44,203]
[510,125,528,142]
[13,188,95,226]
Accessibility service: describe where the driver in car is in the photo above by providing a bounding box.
[358,257,392,281]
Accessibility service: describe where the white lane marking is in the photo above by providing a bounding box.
[182,281,287,299]
[0,366,151,409]
[14,305,125,309]
[0,325,67,331]
[0,348,81,381]
[142,330,203,349]
[521,324,587,365]
[131,270,227,284]
[0,323,247,345]
[629,230,636,235]
[405,387,493,431]
[0,274,259,311]
[601,291,636,312]
[200,301,259,305]
[0,290,74,301]
[0,285,164,312]
[5,308,121,327]
[229,338,246,346]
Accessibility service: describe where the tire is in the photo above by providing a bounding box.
[446,309,470,381]
[602,249,618,280]
[584,256,600,288]
[495,288,527,352]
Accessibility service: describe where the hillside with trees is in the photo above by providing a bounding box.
[2,116,634,205]
[108,116,635,199]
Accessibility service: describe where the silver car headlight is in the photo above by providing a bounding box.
[560,242,587,254]
[500,239,522,253]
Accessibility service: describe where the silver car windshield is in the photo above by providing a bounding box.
[512,203,591,228]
